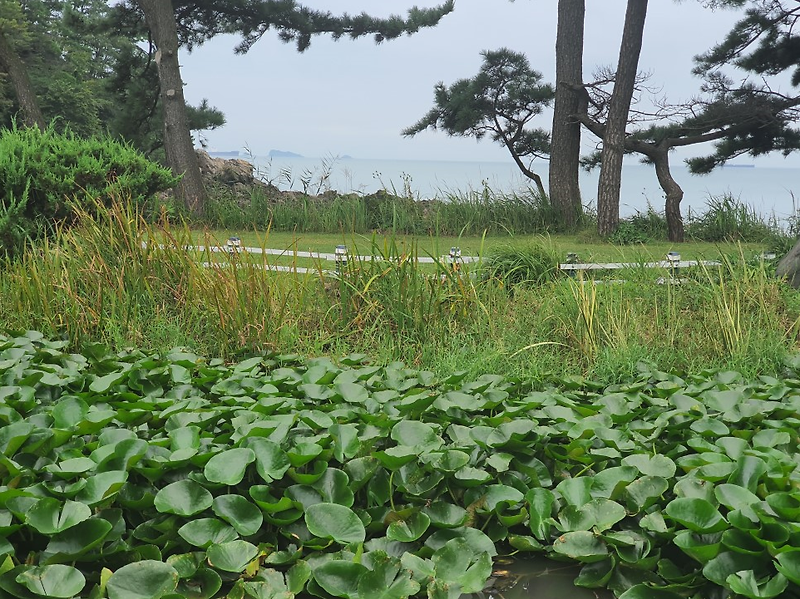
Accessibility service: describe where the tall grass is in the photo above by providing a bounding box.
[192,183,559,236]
[0,201,797,383]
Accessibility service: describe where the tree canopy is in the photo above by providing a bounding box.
[404,48,554,199]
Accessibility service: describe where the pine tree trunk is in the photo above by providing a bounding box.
[596,0,648,237]
[651,149,684,242]
[0,28,45,130]
[550,0,585,230]
[137,0,206,214]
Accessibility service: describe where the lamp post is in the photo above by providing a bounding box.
[449,247,462,272]
[666,251,681,278]
[335,245,348,273]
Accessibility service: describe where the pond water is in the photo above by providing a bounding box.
[479,557,613,599]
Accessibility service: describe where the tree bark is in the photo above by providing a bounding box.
[137,0,206,214]
[596,0,648,237]
[550,0,585,230]
[0,28,45,130]
[650,149,684,242]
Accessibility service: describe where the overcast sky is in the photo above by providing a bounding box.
[178,1,793,166]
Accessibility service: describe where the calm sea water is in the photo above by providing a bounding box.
[250,155,800,222]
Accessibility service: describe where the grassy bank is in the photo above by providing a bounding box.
[1,201,797,385]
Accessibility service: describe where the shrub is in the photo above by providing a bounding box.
[0,123,177,255]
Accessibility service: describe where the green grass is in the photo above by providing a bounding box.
[1,200,796,386]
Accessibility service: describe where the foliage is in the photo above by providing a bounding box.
[0,124,177,256]
[688,1,800,170]
[196,184,557,236]
[481,240,560,289]
[403,48,554,192]
[2,331,800,597]
[0,201,795,385]
[686,193,777,242]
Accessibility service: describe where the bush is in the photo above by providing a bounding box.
[481,240,559,290]
[0,123,177,256]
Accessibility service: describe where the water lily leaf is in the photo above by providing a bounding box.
[527,488,555,541]
[175,567,222,599]
[75,470,129,507]
[552,531,609,562]
[178,518,239,548]
[775,550,800,585]
[728,455,767,493]
[335,382,370,403]
[453,466,492,487]
[26,498,90,535]
[703,551,766,587]
[559,498,626,533]
[715,484,761,511]
[90,371,127,393]
[425,527,497,557]
[591,466,638,500]
[430,450,471,472]
[242,437,292,483]
[432,538,492,594]
[423,502,468,529]
[313,560,367,599]
[154,480,213,517]
[311,468,354,507]
[765,493,800,520]
[51,397,89,429]
[726,570,788,599]
[107,561,179,599]
[357,558,420,599]
[329,423,360,463]
[575,558,614,588]
[286,561,312,594]
[206,540,259,573]
[618,585,685,599]
[390,420,441,450]
[304,503,365,544]
[625,476,669,512]
[286,442,323,467]
[665,498,727,533]
[0,421,34,455]
[212,495,263,536]
[387,511,430,542]
[16,565,85,598]
[622,454,676,478]
[673,530,722,564]
[556,478,592,508]
[42,518,113,563]
[203,448,255,485]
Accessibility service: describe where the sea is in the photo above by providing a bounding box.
[242,154,800,226]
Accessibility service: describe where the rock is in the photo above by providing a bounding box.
[776,239,800,287]
[196,149,256,184]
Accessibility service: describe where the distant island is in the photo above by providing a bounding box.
[269,150,303,158]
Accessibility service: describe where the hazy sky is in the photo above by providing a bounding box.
[178,1,794,166]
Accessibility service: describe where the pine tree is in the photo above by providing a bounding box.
[121,0,455,214]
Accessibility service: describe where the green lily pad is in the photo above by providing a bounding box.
[154,480,213,517]
[304,503,365,544]
[206,540,259,573]
[107,560,179,599]
[664,498,728,533]
[203,448,255,485]
[16,565,85,598]
[212,495,263,536]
